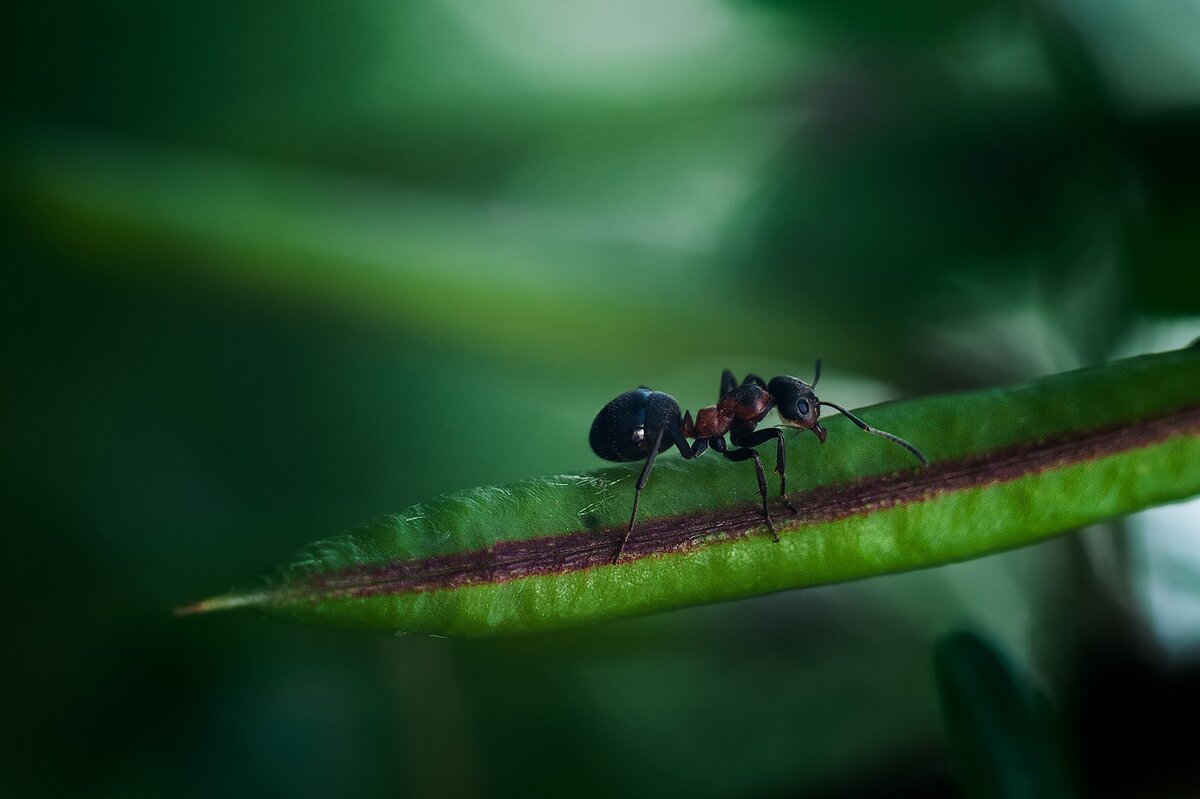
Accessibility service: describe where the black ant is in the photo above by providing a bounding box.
[589,360,928,563]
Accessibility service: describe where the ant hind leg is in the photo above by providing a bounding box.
[615,429,665,564]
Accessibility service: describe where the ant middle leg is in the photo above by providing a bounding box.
[712,437,778,542]
[730,427,796,513]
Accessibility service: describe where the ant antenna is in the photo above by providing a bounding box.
[812,358,822,388]
[818,402,928,465]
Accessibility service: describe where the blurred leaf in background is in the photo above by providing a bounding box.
[936,630,1076,798]
[5,0,1200,796]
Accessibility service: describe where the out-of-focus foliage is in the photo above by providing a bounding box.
[5,0,1200,796]
[936,631,1076,798]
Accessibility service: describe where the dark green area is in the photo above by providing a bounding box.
[936,631,1076,798]
[6,0,1200,796]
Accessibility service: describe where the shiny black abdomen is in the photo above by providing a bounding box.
[589,388,680,462]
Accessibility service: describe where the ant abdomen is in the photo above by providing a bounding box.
[589,388,679,462]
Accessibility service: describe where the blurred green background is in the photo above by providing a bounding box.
[6,1,1200,796]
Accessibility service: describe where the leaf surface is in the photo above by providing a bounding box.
[181,345,1200,635]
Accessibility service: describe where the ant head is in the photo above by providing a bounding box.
[770,359,929,465]
[767,375,827,443]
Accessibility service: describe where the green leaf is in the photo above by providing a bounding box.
[180,344,1200,636]
[10,132,890,381]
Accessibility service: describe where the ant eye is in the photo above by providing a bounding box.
[795,399,810,417]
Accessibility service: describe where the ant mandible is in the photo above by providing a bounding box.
[589,360,928,563]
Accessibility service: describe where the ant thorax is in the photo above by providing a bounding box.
[725,384,774,422]
[686,385,776,439]
[693,406,727,438]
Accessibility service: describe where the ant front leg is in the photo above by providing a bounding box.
[730,427,796,514]
[711,437,778,542]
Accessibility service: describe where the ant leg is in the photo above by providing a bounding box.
[730,427,795,513]
[712,437,778,542]
[667,426,709,460]
[617,426,713,564]
[615,428,665,564]
[742,373,767,389]
[721,370,738,397]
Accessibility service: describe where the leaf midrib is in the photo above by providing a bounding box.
[280,404,1200,601]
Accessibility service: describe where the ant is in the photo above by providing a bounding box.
[589,360,928,563]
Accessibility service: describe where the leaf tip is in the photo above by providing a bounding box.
[174,590,271,617]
